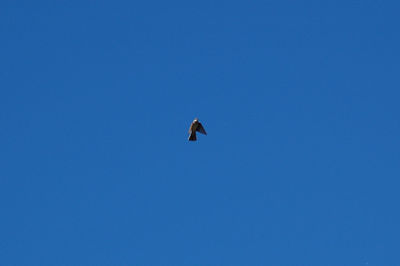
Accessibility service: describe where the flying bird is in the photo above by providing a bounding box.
[188,118,207,141]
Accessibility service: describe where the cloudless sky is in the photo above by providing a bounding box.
[1,0,399,265]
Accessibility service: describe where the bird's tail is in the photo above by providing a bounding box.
[189,132,197,141]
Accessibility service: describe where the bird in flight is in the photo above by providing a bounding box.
[188,118,207,141]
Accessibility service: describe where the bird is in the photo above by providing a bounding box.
[188,118,207,141]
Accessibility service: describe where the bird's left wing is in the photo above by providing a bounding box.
[196,123,207,135]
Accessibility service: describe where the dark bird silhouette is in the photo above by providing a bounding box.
[188,118,207,141]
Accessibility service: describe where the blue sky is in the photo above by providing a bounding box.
[1,0,399,265]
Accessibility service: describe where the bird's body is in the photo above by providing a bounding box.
[188,118,207,141]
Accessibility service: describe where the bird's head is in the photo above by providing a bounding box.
[193,118,199,122]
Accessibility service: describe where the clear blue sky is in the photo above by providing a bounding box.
[1,1,399,265]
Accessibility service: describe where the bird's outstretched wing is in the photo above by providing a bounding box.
[196,123,207,135]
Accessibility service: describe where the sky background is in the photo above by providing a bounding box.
[1,0,400,265]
